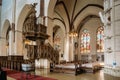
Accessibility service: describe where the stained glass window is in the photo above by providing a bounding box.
[97,27,104,52]
[80,29,90,53]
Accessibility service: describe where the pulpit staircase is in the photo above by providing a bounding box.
[22,4,59,64]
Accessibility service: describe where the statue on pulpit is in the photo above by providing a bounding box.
[27,46,35,60]
[23,13,36,32]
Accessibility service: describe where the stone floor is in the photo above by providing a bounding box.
[7,69,120,80]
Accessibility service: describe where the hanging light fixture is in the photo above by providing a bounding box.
[69,28,78,37]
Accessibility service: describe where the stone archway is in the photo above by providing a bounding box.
[74,6,103,30]
[46,0,57,45]
[47,0,74,61]
[47,0,57,19]
[52,20,68,61]
[15,4,35,55]
[0,19,10,56]
[53,25,65,60]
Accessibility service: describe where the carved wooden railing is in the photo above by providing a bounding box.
[45,43,59,64]
[26,43,59,64]
[0,56,24,71]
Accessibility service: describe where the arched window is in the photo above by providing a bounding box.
[80,29,90,53]
[97,27,104,52]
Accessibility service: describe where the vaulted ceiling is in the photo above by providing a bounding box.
[53,0,103,33]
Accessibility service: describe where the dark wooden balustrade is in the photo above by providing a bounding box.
[0,56,24,71]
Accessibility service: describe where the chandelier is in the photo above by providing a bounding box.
[69,28,78,37]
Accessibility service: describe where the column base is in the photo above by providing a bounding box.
[104,66,120,77]
[35,59,50,69]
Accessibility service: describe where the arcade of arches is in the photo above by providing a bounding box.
[0,0,120,80]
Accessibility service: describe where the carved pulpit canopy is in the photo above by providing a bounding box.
[22,3,50,60]
[23,3,37,33]
[23,3,49,41]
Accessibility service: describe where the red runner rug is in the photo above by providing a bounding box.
[3,68,57,80]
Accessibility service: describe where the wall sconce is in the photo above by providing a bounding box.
[24,39,31,45]
[24,39,37,45]
[106,47,112,53]
[104,35,112,40]
[106,16,111,25]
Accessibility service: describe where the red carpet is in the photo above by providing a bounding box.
[3,68,57,80]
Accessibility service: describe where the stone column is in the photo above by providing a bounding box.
[64,33,70,61]
[104,0,120,77]
[69,36,74,61]
[14,31,23,55]
[0,38,7,56]
[9,30,14,55]
[40,0,44,17]
[47,17,53,45]
[104,0,114,65]
[113,0,120,67]
[9,0,16,55]
[13,0,23,56]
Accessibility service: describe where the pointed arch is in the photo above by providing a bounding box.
[15,4,35,55]
[17,4,35,31]
[0,19,10,56]
[1,19,11,38]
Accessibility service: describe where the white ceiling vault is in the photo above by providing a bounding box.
[53,0,104,34]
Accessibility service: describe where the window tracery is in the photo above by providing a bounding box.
[80,29,90,53]
[97,27,104,52]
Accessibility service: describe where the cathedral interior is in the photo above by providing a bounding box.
[0,0,120,80]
